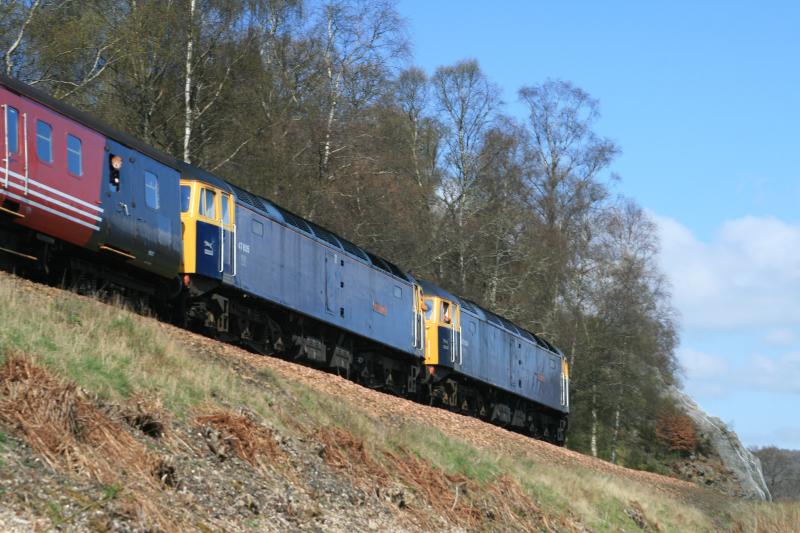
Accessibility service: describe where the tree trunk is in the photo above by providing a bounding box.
[610,403,620,464]
[320,11,338,179]
[182,0,197,163]
[590,382,598,458]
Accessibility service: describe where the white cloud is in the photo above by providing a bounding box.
[764,328,795,346]
[654,215,800,331]
[747,352,800,394]
[679,347,728,380]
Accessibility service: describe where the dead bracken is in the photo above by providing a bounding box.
[195,407,284,466]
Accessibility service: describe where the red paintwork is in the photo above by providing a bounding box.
[0,86,105,247]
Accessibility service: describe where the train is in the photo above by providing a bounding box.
[0,74,569,444]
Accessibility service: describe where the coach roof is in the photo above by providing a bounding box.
[0,73,179,170]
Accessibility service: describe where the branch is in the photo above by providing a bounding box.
[209,132,259,172]
[4,0,41,76]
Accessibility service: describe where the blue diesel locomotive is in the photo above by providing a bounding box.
[0,74,569,444]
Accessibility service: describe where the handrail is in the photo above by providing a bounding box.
[459,329,463,365]
[22,112,28,195]
[412,287,419,349]
[451,325,456,364]
[232,223,237,276]
[2,104,8,188]
[219,225,224,273]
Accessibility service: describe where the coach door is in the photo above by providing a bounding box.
[101,141,137,260]
[1,94,30,214]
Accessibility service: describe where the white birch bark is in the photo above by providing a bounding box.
[3,0,41,76]
[590,382,598,458]
[182,0,197,163]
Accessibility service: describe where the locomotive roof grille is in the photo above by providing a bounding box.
[338,237,370,261]
[499,317,521,335]
[485,313,504,327]
[229,184,266,211]
[365,251,393,274]
[383,259,408,280]
[459,300,478,314]
[273,205,312,234]
[306,221,343,250]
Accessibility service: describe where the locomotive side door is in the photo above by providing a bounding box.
[220,192,235,279]
[194,186,222,278]
[324,251,341,315]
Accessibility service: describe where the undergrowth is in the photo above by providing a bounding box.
[0,273,797,531]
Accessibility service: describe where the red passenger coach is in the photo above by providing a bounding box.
[0,85,105,248]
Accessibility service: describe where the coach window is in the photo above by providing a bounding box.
[36,120,52,163]
[144,171,159,210]
[67,134,82,176]
[6,107,19,153]
[108,154,122,191]
[199,188,216,220]
[221,193,232,225]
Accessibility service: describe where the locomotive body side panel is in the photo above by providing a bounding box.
[232,204,419,357]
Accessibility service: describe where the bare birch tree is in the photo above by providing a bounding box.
[431,59,499,293]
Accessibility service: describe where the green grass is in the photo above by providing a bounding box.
[0,280,281,422]
[0,273,798,531]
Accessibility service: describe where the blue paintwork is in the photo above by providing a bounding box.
[230,204,421,358]
[178,165,564,415]
[417,279,568,415]
[93,138,182,278]
[194,221,235,280]
[195,220,221,279]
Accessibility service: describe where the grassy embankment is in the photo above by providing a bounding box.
[0,273,796,532]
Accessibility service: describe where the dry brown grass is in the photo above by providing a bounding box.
[315,425,582,531]
[195,407,284,467]
[0,355,181,531]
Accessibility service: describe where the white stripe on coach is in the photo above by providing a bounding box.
[4,189,101,231]
[0,165,104,213]
[4,179,102,222]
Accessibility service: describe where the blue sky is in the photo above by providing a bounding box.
[398,0,800,449]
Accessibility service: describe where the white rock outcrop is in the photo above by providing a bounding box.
[668,386,771,501]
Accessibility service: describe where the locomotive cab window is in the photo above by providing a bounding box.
[180,185,192,213]
[252,219,264,236]
[67,134,82,176]
[221,193,232,225]
[144,171,159,210]
[199,188,216,219]
[6,106,19,153]
[441,301,451,324]
[424,298,434,320]
[36,120,52,163]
